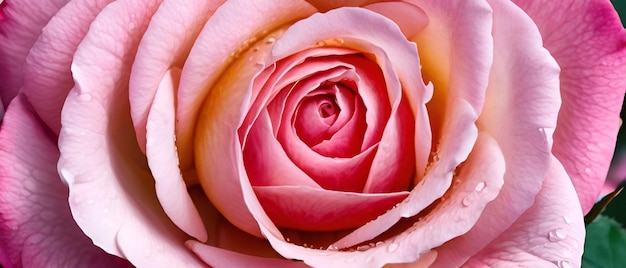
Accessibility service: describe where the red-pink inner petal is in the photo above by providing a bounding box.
[254,185,409,231]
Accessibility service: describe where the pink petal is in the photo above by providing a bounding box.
[254,185,408,231]
[176,0,317,187]
[464,157,585,267]
[0,95,131,267]
[270,6,433,187]
[186,240,308,268]
[432,0,562,265]
[332,99,479,249]
[58,0,204,266]
[273,67,378,191]
[244,111,323,188]
[0,0,68,108]
[21,0,113,134]
[249,132,504,267]
[512,0,626,213]
[146,68,207,241]
[304,0,377,11]
[363,95,415,193]
[129,0,224,156]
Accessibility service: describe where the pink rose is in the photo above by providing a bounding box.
[1,0,625,267]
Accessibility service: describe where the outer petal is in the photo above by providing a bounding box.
[58,0,204,266]
[129,0,224,155]
[432,0,561,266]
[0,0,69,107]
[146,68,206,241]
[512,0,626,212]
[22,0,113,134]
[463,157,585,268]
[0,95,131,268]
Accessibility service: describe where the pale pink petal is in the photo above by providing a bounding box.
[58,0,204,266]
[512,0,626,213]
[188,188,282,258]
[176,0,317,185]
[129,0,224,156]
[364,1,429,38]
[464,157,585,268]
[432,0,562,266]
[0,95,131,267]
[407,0,493,145]
[254,185,408,231]
[0,0,69,107]
[146,68,207,241]
[22,0,113,134]
[186,240,308,268]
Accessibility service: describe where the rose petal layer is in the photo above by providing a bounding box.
[0,95,132,267]
[512,0,626,212]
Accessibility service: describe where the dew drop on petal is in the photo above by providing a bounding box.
[266,36,276,44]
[548,228,568,242]
[462,196,472,207]
[474,181,486,192]
[387,242,399,253]
[357,245,371,251]
[557,260,571,268]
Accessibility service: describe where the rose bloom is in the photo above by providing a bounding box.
[1,0,625,267]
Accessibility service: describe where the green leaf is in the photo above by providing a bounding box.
[585,186,624,225]
[582,215,626,268]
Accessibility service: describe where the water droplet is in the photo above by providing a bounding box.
[584,167,592,174]
[375,241,384,247]
[266,37,276,44]
[327,245,338,251]
[474,181,486,192]
[285,237,290,242]
[357,245,371,251]
[557,260,571,268]
[462,196,472,207]
[548,228,568,242]
[252,47,259,52]
[315,40,326,47]
[387,242,399,253]
[78,93,92,102]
